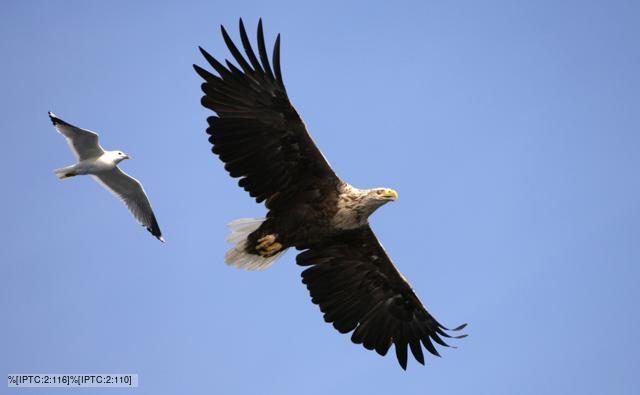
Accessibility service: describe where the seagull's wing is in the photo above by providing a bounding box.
[49,112,104,161]
[297,226,467,369]
[93,167,163,241]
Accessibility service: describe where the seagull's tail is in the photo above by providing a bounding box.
[224,218,287,271]
[53,166,77,180]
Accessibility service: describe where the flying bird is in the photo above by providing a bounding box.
[49,112,164,242]
[194,19,466,369]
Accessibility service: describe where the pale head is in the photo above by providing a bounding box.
[109,150,131,164]
[362,187,398,211]
[334,185,399,229]
[368,187,398,202]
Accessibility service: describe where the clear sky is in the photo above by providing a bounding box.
[2,0,639,394]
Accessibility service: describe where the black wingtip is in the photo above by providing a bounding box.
[438,322,468,332]
[192,63,207,77]
[452,323,468,331]
[440,322,468,339]
[256,18,275,80]
[145,224,164,243]
[395,341,408,370]
[48,111,58,125]
[48,111,70,126]
[273,33,285,91]
[238,18,246,35]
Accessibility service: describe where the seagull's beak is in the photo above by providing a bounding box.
[382,189,398,201]
[124,155,131,160]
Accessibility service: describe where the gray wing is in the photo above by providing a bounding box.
[93,167,164,241]
[49,112,104,160]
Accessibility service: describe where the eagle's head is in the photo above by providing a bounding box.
[334,185,398,229]
[361,187,398,212]
[355,187,398,214]
[367,188,398,203]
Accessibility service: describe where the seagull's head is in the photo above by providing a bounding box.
[113,151,131,163]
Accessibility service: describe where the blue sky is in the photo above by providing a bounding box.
[2,0,639,393]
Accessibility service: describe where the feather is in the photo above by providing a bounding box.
[257,19,275,81]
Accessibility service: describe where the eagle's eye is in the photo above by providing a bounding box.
[376,190,383,195]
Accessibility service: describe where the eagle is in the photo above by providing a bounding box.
[194,19,466,369]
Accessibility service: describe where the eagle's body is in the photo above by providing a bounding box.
[195,19,466,369]
[245,183,397,255]
[247,180,341,253]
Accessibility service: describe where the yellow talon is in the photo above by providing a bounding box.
[256,235,276,250]
[265,242,282,253]
[255,234,282,257]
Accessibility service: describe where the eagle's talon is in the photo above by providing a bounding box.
[265,242,282,254]
[256,234,276,249]
[255,234,281,257]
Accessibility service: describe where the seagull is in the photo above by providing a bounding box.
[49,112,164,242]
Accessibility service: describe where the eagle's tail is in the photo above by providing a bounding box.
[224,218,287,271]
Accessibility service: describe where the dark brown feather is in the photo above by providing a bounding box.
[194,19,338,210]
[297,226,467,369]
[195,19,466,370]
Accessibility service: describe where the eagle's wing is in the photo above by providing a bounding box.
[93,168,163,242]
[49,112,104,161]
[194,19,339,210]
[297,226,467,369]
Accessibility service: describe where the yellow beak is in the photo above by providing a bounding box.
[383,189,398,201]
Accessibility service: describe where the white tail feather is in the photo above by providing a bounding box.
[224,218,287,271]
[53,165,76,180]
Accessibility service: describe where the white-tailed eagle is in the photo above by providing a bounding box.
[194,19,465,369]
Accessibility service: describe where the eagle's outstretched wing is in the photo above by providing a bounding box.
[297,226,467,369]
[194,19,339,210]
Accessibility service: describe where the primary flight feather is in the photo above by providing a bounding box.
[194,19,466,369]
[49,112,164,242]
